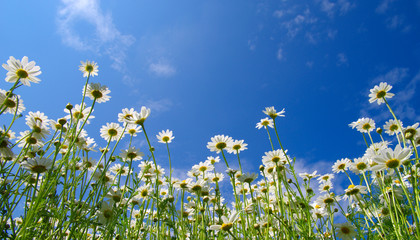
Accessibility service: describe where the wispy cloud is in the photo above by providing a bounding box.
[336,53,348,66]
[149,62,176,77]
[139,98,174,114]
[277,48,284,60]
[56,0,135,72]
[318,0,355,17]
[376,0,396,14]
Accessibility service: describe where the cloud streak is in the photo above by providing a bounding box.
[56,0,135,72]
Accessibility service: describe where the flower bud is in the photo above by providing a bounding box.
[66,103,73,111]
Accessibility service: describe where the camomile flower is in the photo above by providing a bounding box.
[317,173,334,183]
[26,119,50,139]
[207,135,233,153]
[350,117,375,133]
[262,149,287,166]
[371,145,411,172]
[0,89,25,115]
[192,161,214,174]
[118,108,136,123]
[136,185,153,199]
[100,122,124,142]
[319,182,333,193]
[334,222,357,240]
[332,158,351,173]
[2,56,41,86]
[299,170,319,181]
[350,157,370,174]
[256,117,274,129]
[84,83,111,103]
[206,156,220,165]
[156,129,174,143]
[263,106,285,119]
[343,184,367,204]
[383,119,402,136]
[209,210,240,232]
[402,123,419,140]
[120,147,144,161]
[238,172,258,184]
[0,131,14,158]
[368,82,394,105]
[129,106,150,125]
[64,103,95,124]
[109,163,129,176]
[79,60,98,78]
[17,130,44,148]
[21,157,53,174]
[126,124,142,136]
[96,201,113,225]
[315,193,341,208]
[208,172,224,183]
[227,139,248,154]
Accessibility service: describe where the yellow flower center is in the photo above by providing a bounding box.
[215,142,226,149]
[108,129,118,136]
[91,90,103,99]
[31,165,47,174]
[85,64,94,73]
[385,158,400,168]
[341,226,350,234]
[376,90,386,99]
[16,69,29,78]
[221,223,233,231]
[4,98,16,108]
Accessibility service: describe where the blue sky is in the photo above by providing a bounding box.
[1,0,420,184]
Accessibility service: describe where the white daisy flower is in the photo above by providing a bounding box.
[0,89,25,115]
[368,82,394,105]
[226,139,248,154]
[371,145,411,172]
[120,147,144,161]
[84,83,111,103]
[100,122,124,142]
[129,106,151,125]
[332,158,351,173]
[263,106,285,119]
[207,135,233,153]
[256,117,274,129]
[79,60,98,78]
[2,56,41,86]
[334,222,357,240]
[156,129,174,143]
[383,119,402,136]
[21,157,53,174]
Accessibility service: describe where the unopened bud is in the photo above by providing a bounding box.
[58,118,67,126]
[66,103,73,111]
[376,128,382,134]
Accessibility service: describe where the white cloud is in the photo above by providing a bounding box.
[273,10,284,18]
[149,62,176,77]
[336,53,348,66]
[141,98,174,113]
[372,67,408,85]
[376,0,396,14]
[306,61,314,68]
[318,0,355,17]
[56,0,135,72]
[277,48,284,60]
